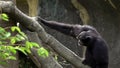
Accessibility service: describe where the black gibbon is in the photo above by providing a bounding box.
[37,17,109,68]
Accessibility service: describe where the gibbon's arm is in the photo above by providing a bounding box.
[37,16,75,37]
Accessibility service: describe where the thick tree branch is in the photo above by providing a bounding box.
[26,31,62,68]
[0,1,90,68]
[0,1,62,68]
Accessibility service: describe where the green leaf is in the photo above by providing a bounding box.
[54,55,58,60]
[31,42,39,48]
[7,56,16,60]
[10,49,16,54]
[7,46,16,54]
[0,27,5,33]
[11,27,16,32]
[11,26,21,32]
[16,34,25,41]
[10,37,16,44]
[4,32,11,38]
[15,47,27,55]
[0,41,2,45]
[19,32,27,39]
[0,45,5,50]
[25,48,31,54]
[0,32,11,40]
[1,54,6,59]
[4,53,10,57]
[25,41,33,49]
[0,13,9,21]
[0,61,7,65]
[37,47,49,58]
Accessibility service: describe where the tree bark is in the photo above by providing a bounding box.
[26,31,62,68]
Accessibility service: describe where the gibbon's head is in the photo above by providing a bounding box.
[75,25,100,46]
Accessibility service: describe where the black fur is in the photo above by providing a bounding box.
[77,26,109,68]
[37,17,109,68]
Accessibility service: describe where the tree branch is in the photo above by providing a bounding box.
[0,1,90,68]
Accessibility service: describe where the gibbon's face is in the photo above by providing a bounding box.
[78,30,97,46]
[74,25,100,46]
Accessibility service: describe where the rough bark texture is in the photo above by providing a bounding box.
[26,31,63,68]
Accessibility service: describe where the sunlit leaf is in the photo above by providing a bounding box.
[25,48,31,54]
[7,56,16,60]
[15,47,27,55]
[10,38,16,44]
[0,27,5,33]
[19,32,27,39]
[4,53,9,56]
[0,13,9,21]
[37,47,49,58]
[25,41,33,49]
[11,26,21,32]
[0,26,45,64]
[31,42,39,48]
[7,46,16,54]
[16,34,25,41]
[0,41,2,45]
[54,55,58,60]
[4,32,11,38]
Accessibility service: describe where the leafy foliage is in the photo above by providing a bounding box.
[0,13,9,21]
[37,47,49,58]
[0,13,49,64]
[0,26,26,64]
